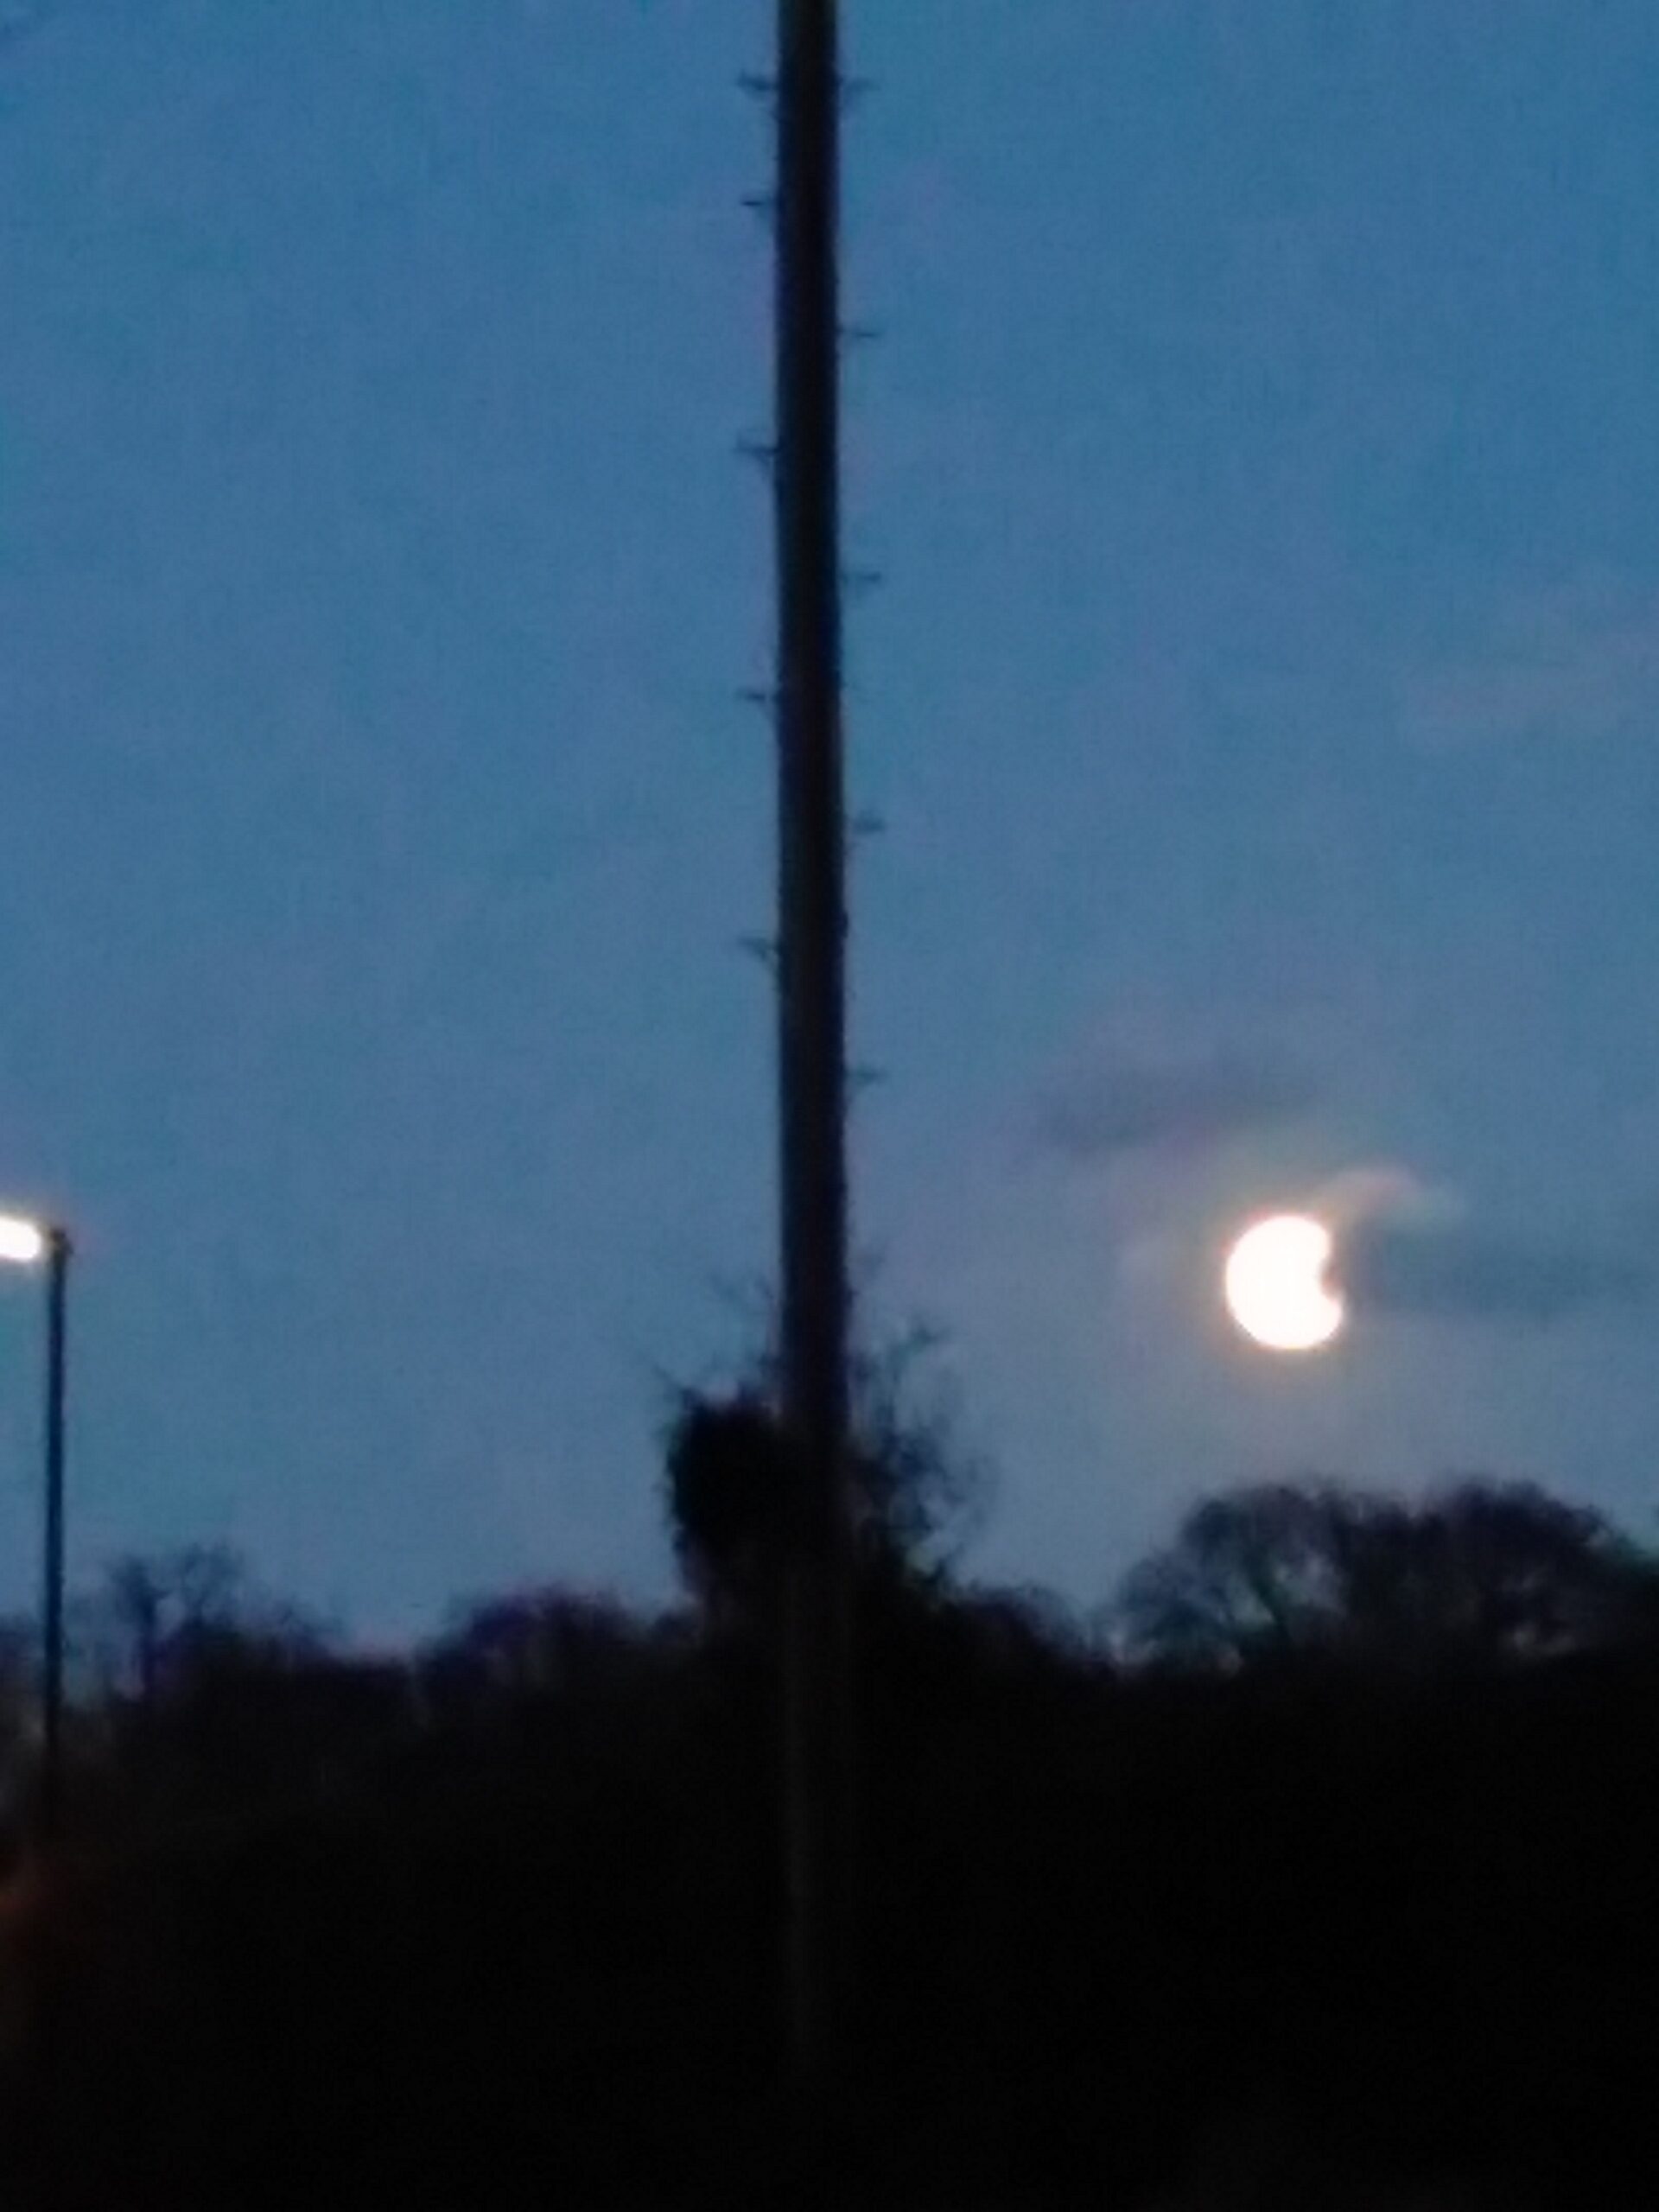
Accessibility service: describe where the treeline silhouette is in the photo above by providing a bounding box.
[1,1366,1657,2207]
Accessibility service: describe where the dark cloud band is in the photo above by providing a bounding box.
[1038,1048,1314,1161]
[1344,1221,1655,1325]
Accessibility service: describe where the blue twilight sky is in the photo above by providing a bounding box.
[3,0,1659,1643]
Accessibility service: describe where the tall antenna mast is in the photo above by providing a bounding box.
[772,0,852,2177]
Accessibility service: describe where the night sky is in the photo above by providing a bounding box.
[3,1,1658,1642]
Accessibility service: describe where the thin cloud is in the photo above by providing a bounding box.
[1402,575,1659,750]
[1036,1046,1315,1164]
[1344,1219,1655,1325]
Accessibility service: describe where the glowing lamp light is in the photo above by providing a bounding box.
[0,1214,46,1267]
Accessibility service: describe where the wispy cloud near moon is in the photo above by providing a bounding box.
[1035,1046,1315,1164]
[1402,574,1659,751]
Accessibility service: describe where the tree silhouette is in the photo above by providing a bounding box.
[1,1469,1656,2208]
[82,1545,272,1711]
[59,1548,369,1852]
[663,1319,988,1629]
[1111,1477,1659,1672]
[0,1620,34,1860]
[664,1389,792,1630]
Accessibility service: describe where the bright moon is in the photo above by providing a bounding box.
[1224,1213,1345,1353]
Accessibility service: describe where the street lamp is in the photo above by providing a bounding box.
[0,1211,72,1846]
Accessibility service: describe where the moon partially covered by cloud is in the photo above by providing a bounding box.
[1028,1026,1655,1341]
[1237,1169,1654,1332]
[1224,1213,1345,1352]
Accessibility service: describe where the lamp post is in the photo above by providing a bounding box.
[0,1211,72,1848]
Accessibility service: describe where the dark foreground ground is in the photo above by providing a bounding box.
[0,1596,1655,2208]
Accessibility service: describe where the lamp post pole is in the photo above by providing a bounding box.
[0,1208,73,2202]
[40,1224,70,1851]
